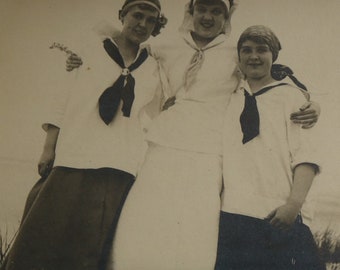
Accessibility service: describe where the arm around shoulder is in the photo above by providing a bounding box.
[290,92,321,129]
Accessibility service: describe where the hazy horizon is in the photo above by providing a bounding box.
[1,0,340,240]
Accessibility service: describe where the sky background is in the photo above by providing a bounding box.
[1,0,340,240]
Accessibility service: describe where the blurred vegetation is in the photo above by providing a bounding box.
[314,228,340,269]
[0,228,10,268]
[0,225,18,268]
[1,225,340,268]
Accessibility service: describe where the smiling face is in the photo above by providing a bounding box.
[120,5,159,45]
[239,39,273,83]
[192,3,228,42]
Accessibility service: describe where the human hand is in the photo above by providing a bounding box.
[38,147,55,177]
[162,96,176,111]
[66,53,83,72]
[290,101,320,129]
[265,202,301,231]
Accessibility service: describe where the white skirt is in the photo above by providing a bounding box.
[109,144,223,270]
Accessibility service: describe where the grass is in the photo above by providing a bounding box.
[314,228,340,270]
[0,225,18,268]
[315,228,340,263]
[328,263,340,270]
[0,228,11,267]
[1,224,339,268]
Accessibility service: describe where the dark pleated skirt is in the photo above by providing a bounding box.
[215,212,326,270]
[2,166,134,270]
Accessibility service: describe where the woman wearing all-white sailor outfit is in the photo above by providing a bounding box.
[111,13,240,270]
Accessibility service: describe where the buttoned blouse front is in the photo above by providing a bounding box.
[46,33,160,176]
[145,33,239,155]
[221,80,320,225]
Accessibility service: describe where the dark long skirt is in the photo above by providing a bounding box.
[2,166,134,270]
[214,212,326,270]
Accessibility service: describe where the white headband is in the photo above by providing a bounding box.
[122,0,161,14]
[192,0,231,11]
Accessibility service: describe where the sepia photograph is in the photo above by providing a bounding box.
[1,0,340,269]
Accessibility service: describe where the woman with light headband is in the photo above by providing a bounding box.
[119,0,167,37]
[110,1,242,269]
[1,1,167,270]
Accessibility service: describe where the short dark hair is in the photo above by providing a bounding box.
[237,25,281,62]
[119,2,167,37]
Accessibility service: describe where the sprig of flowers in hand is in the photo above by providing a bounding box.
[49,42,83,71]
[49,42,75,56]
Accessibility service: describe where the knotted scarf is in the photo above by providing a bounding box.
[271,64,307,91]
[183,38,222,90]
[240,83,288,144]
[98,38,148,125]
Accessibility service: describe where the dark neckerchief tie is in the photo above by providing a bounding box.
[98,38,148,125]
[240,82,288,144]
[271,64,307,91]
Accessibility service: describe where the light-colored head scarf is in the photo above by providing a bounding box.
[237,25,281,62]
[179,0,239,37]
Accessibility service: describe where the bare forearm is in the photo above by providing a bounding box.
[266,163,316,229]
[44,124,60,151]
[38,124,60,177]
[288,163,316,207]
